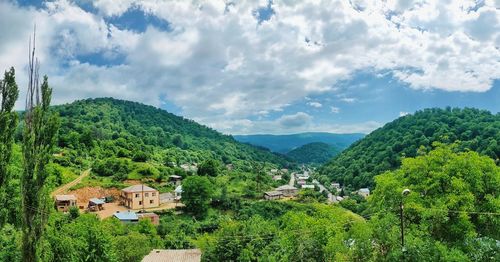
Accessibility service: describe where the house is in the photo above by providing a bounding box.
[169,175,182,186]
[88,198,105,211]
[358,188,370,198]
[174,185,183,200]
[272,175,282,181]
[142,249,202,262]
[276,185,298,197]
[114,211,139,223]
[180,164,198,173]
[331,182,341,190]
[137,212,160,225]
[120,184,160,210]
[55,195,77,212]
[301,184,315,189]
[264,191,283,200]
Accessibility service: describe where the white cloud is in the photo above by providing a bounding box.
[331,106,340,113]
[399,111,409,117]
[0,0,499,133]
[307,101,322,108]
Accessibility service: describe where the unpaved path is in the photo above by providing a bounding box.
[51,169,91,197]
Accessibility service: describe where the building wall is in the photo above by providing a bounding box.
[122,190,160,209]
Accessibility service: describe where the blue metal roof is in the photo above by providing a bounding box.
[114,211,138,221]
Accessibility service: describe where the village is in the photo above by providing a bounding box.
[263,167,370,202]
[50,163,370,262]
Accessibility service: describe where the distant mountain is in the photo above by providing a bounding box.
[233,132,365,153]
[318,108,500,189]
[286,142,341,164]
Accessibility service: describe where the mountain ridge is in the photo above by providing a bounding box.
[234,132,364,153]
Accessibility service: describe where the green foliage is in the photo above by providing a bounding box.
[53,98,290,168]
[182,176,214,217]
[197,159,220,177]
[369,145,500,260]
[319,108,500,188]
[22,74,60,262]
[286,142,341,164]
[0,67,19,226]
[0,224,21,261]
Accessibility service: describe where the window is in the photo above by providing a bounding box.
[152,192,156,196]
[135,193,140,198]
[139,201,142,205]
[150,200,154,204]
[145,193,149,197]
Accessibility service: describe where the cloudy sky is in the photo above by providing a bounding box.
[1,0,499,134]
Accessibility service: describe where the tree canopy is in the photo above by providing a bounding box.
[319,108,500,188]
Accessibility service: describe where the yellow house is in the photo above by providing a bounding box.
[120,184,160,210]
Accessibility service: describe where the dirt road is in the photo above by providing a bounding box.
[50,169,91,197]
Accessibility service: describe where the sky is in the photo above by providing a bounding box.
[0,0,499,135]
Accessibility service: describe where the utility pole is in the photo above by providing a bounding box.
[400,189,411,256]
[400,200,405,247]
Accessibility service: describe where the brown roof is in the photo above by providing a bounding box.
[122,184,157,193]
[142,249,202,262]
[55,195,77,201]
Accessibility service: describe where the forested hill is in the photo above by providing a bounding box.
[48,98,289,167]
[286,142,341,164]
[234,132,364,153]
[318,108,500,188]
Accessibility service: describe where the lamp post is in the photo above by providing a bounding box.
[400,188,411,252]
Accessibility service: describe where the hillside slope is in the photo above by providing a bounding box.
[318,108,500,188]
[50,98,289,167]
[286,142,341,164]
[234,132,364,153]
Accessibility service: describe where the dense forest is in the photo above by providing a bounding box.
[41,98,291,170]
[286,142,341,164]
[234,132,364,153]
[318,108,500,189]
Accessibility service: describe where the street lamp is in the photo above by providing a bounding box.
[400,188,411,252]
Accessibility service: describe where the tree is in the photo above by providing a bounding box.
[197,159,220,177]
[0,67,19,225]
[369,145,500,260]
[21,34,60,262]
[182,176,214,217]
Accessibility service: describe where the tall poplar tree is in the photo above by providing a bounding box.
[0,67,19,226]
[21,31,59,262]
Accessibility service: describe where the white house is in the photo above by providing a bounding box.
[358,188,370,198]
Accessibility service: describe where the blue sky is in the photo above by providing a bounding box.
[1,0,499,134]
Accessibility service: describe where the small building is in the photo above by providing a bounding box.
[88,198,105,211]
[297,179,307,185]
[142,249,202,262]
[276,185,298,197]
[331,182,341,190]
[55,195,77,212]
[180,164,198,173]
[137,213,160,225]
[272,175,282,181]
[264,191,283,200]
[169,175,182,186]
[174,185,183,201]
[301,184,315,189]
[120,184,160,210]
[358,188,370,198]
[114,211,139,223]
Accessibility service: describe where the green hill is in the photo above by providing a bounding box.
[318,108,500,188]
[286,142,341,164]
[44,98,289,169]
[234,132,364,153]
